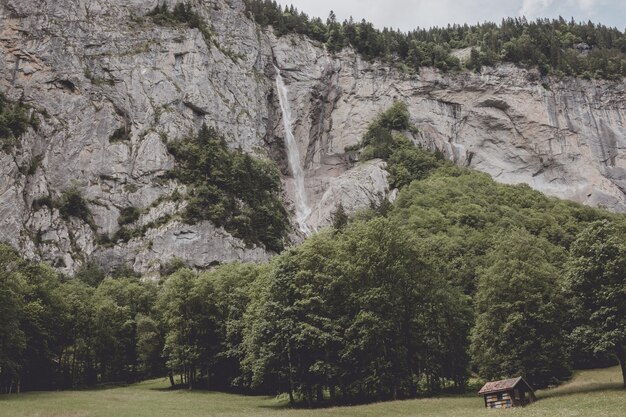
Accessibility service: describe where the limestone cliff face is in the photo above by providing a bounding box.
[0,0,276,275]
[271,41,626,219]
[1,0,624,274]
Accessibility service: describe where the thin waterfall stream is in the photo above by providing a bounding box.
[274,66,312,234]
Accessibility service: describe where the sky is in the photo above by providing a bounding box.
[274,0,626,32]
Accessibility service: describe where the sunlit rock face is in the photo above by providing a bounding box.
[1,0,624,274]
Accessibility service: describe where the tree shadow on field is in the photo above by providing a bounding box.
[255,402,292,410]
[537,381,623,401]
[74,381,131,392]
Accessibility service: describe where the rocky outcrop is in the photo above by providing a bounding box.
[0,0,624,274]
[306,159,391,231]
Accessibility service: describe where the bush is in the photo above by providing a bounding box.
[355,102,445,189]
[118,206,141,226]
[160,257,187,276]
[376,101,411,131]
[0,93,36,152]
[32,195,54,211]
[59,187,93,226]
[388,145,444,189]
[74,261,106,287]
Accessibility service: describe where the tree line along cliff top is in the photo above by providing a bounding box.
[244,0,626,80]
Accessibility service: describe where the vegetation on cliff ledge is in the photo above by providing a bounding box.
[348,101,446,189]
[0,93,38,152]
[167,124,289,252]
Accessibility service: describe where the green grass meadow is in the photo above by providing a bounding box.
[1,367,623,417]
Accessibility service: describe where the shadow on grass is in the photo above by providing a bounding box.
[23,382,135,394]
[149,385,181,392]
[147,384,272,397]
[146,383,286,404]
[254,402,293,410]
[537,382,624,401]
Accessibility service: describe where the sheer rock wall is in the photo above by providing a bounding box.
[1,0,624,274]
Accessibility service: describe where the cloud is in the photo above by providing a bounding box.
[275,0,624,32]
[518,0,554,17]
[576,0,600,10]
[277,0,519,31]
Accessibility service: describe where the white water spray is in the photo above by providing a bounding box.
[274,66,312,234]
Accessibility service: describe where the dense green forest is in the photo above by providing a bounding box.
[244,0,626,79]
[1,104,625,403]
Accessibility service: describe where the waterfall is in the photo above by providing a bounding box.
[274,66,312,234]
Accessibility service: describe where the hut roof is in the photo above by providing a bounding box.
[478,377,534,395]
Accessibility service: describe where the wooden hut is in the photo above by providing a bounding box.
[478,377,536,409]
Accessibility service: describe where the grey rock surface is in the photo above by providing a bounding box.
[0,0,624,274]
[273,44,626,214]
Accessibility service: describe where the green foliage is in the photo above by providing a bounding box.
[245,1,626,80]
[74,260,106,287]
[0,245,164,393]
[470,229,571,388]
[0,245,28,392]
[2,160,626,400]
[59,187,93,226]
[354,101,445,189]
[374,100,411,131]
[330,202,348,231]
[148,2,213,43]
[360,101,411,158]
[157,263,265,390]
[136,314,163,378]
[157,269,206,388]
[390,170,612,294]
[167,124,289,252]
[159,257,188,277]
[0,93,37,152]
[387,146,443,189]
[31,188,94,228]
[0,244,67,392]
[157,267,242,389]
[111,214,173,244]
[91,277,158,383]
[243,221,472,405]
[118,206,141,226]
[360,104,407,153]
[566,220,626,387]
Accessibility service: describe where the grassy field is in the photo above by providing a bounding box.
[1,367,623,417]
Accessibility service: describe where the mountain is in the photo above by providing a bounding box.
[1,0,624,275]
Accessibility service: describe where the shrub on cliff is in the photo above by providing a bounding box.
[59,187,94,227]
[167,124,289,252]
[0,93,37,152]
[354,101,446,189]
